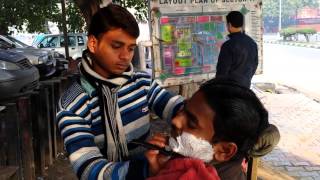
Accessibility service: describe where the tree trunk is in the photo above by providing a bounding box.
[0,25,8,35]
[73,0,111,26]
[304,34,309,42]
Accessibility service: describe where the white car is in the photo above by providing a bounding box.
[33,33,87,60]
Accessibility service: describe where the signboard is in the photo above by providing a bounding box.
[149,0,263,86]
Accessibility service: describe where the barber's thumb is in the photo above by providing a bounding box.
[145,150,159,160]
[147,150,159,155]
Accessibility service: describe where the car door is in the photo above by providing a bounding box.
[38,35,64,54]
[75,35,86,59]
[60,35,77,59]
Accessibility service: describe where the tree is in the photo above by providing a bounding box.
[263,0,319,20]
[262,0,279,19]
[74,0,148,27]
[57,1,86,33]
[263,0,319,31]
[0,0,60,34]
[113,0,148,22]
[0,0,148,35]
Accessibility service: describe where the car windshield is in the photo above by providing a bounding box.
[32,34,45,47]
[5,36,29,48]
[0,38,13,49]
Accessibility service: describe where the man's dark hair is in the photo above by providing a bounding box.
[200,77,269,159]
[88,4,139,39]
[226,11,244,28]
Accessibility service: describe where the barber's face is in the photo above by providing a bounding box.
[87,28,137,78]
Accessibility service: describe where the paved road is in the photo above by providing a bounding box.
[262,43,320,101]
[253,85,320,180]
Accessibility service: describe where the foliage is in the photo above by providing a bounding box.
[296,28,317,35]
[262,0,279,18]
[280,27,317,42]
[0,0,60,34]
[263,0,319,19]
[0,0,87,34]
[112,0,148,22]
[297,28,317,42]
[63,1,86,33]
[280,28,297,39]
[0,0,148,34]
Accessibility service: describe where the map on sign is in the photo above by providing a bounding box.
[149,0,263,86]
[159,15,227,77]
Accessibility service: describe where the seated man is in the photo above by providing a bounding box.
[145,78,278,180]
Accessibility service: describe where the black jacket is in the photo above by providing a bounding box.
[216,32,258,88]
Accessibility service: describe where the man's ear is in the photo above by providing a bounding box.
[214,142,238,162]
[87,35,98,53]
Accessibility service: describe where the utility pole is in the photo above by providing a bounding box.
[61,0,69,59]
[278,0,282,32]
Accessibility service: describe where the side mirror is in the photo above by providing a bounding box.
[39,43,44,48]
[11,43,16,48]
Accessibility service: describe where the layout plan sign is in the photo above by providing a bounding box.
[149,0,263,86]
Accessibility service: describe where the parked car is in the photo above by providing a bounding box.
[53,51,69,76]
[8,35,68,76]
[32,33,87,60]
[0,35,57,79]
[0,49,39,100]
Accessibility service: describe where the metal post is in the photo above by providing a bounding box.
[278,0,282,32]
[61,0,69,59]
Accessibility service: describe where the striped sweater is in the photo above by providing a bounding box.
[56,68,184,179]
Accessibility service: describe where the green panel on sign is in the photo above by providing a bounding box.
[210,23,216,32]
[161,25,173,43]
[177,40,192,57]
[176,58,192,67]
[216,32,224,40]
[204,23,210,31]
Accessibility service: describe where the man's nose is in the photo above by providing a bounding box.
[119,49,131,61]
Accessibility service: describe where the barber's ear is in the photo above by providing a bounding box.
[214,142,238,162]
[87,35,98,53]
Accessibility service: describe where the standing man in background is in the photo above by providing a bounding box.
[216,11,258,88]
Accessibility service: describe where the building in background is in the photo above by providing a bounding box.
[296,7,320,32]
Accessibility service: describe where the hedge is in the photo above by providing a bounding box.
[280,28,317,42]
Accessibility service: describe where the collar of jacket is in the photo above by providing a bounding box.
[228,31,244,38]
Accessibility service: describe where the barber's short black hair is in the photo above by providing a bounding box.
[88,4,139,39]
[200,77,269,159]
[226,11,244,28]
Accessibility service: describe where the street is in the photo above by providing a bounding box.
[261,43,320,101]
[254,43,320,179]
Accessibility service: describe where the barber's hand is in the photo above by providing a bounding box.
[145,133,170,176]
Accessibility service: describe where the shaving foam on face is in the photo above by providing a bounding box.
[169,131,214,162]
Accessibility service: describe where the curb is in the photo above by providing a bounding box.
[263,40,320,49]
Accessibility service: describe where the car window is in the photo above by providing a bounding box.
[60,36,76,47]
[5,36,28,48]
[78,36,84,46]
[0,39,12,49]
[39,36,59,48]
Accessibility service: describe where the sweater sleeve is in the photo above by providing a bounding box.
[56,92,148,180]
[146,80,184,123]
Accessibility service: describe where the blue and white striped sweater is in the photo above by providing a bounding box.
[56,71,184,179]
